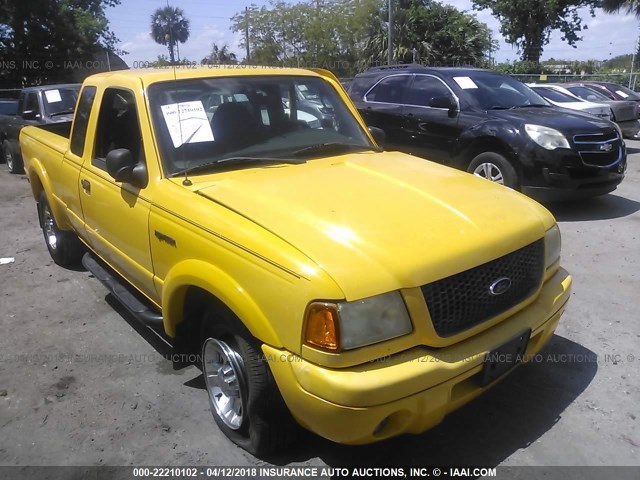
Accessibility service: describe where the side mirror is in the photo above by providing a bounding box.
[106,149,148,188]
[105,148,149,188]
[368,126,386,146]
[22,110,38,121]
[429,95,457,112]
[106,149,135,182]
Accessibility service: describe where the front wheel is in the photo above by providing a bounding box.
[201,308,297,456]
[3,140,23,174]
[38,191,84,267]
[467,152,519,190]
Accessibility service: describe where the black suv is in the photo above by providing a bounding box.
[348,65,627,201]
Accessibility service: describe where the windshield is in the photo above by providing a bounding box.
[533,87,580,103]
[604,83,640,100]
[42,87,80,116]
[454,72,548,109]
[566,86,610,102]
[148,75,374,176]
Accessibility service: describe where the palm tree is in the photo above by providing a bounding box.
[150,6,190,64]
[201,43,238,65]
[601,0,640,16]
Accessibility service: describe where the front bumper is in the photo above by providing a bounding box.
[265,268,572,445]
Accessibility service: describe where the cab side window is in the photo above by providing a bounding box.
[406,76,451,107]
[70,86,97,157]
[365,75,411,104]
[23,93,40,119]
[93,88,144,170]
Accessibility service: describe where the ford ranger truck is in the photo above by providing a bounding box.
[19,67,572,457]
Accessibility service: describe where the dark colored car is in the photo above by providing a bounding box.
[0,84,80,173]
[348,65,627,201]
[559,83,640,138]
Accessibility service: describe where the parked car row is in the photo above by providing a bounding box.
[346,65,630,201]
[0,83,80,173]
[529,82,640,139]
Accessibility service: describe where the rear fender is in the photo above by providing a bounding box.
[26,157,73,231]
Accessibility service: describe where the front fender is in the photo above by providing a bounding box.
[456,120,525,162]
[161,259,281,346]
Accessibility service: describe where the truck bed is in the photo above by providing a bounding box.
[20,123,71,167]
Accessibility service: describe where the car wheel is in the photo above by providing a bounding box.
[201,308,297,456]
[3,140,24,174]
[38,191,84,267]
[468,152,519,190]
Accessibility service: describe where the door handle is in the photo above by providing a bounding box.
[81,179,91,192]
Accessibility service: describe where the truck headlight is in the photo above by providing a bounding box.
[304,291,413,351]
[545,224,561,269]
[525,124,570,150]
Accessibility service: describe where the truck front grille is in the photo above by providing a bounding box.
[421,239,544,337]
[573,132,623,168]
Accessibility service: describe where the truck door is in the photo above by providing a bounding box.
[79,87,156,300]
[59,86,97,236]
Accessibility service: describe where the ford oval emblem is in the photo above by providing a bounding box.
[489,277,512,296]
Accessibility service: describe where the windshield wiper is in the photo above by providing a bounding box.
[292,142,382,157]
[509,104,550,109]
[49,109,74,117]
[171,156,306,177]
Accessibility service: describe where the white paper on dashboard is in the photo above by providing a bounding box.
[453,76,478,89]
[44,89,62,103]
[616,90,629,98]
[161,101,214,148]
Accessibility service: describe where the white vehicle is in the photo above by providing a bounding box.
[528,84,612,120]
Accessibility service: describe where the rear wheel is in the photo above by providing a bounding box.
[201,307,297,456]
[38,191,84,267]
[3,140,23,174]
[467,152,519,190]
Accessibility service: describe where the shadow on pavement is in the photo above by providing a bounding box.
[267,335,597,467]
[545,194,640,222]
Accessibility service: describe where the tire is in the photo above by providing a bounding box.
[3,140,24,174]
[467,152,519,190]
[201,307,297,456]
[38,191,84,267]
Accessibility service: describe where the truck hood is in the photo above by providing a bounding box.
[193,152,552,300]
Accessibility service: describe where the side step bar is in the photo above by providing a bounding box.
[82,252,164,329]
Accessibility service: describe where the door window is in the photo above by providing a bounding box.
[23,93,40,118]
[406,76,452,107]
[93,88,144,170]
[365,75,411,104]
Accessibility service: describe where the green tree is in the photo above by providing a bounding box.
[362,0,496,69]
[201,43,238,65]
[231,0,379,75]
[150,5,190,65]
[0,0,122,87]
[472,0,600,64]
[601,0,640,16]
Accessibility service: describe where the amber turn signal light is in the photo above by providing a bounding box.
[304,302,340,351]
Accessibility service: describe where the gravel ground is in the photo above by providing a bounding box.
[0,142,638,470]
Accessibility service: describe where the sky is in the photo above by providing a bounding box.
[106,0,640,67]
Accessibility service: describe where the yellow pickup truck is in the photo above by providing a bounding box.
[20,67,572,456]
